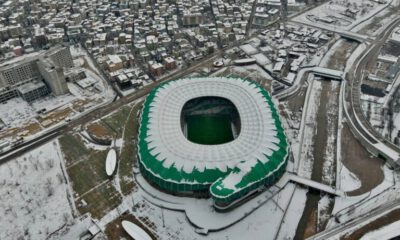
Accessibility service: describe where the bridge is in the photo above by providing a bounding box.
[273,66,344,100]
[338,31,370,43]
[288,20,371,44]
[311,67,344,80]
[283,173,345,197]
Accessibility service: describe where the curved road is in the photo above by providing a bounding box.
[307,16,400,240]
[347,17,400,153]
[0,49,225,164]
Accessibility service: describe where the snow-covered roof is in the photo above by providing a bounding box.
[121,221,152,240]
[138,77,288,201]
[105,148,117,176]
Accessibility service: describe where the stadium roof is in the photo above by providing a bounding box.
[138,77,288,202]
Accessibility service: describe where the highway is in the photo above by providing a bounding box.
[0,0,329,164]
[346,16,400,153]
[305,16,400,240]
[308,196,400,240]
[288,20,374,43]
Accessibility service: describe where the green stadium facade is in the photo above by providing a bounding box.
[138,77,289,209]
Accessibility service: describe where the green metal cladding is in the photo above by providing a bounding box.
[137,77,289,204]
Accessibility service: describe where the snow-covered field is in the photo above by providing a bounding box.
[0,91,79,130]
[338,165,362,192]
[321,82,340,186]
[97,179,303,240]
[297,78,322,178]
[0,98,38,128]
[360,219,400,240]
[294,0,391,32]
[0,62,115,145]
[351,6,399,36]
[329,164,395,225]
[0,141,74,240]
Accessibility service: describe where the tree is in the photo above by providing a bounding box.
[45,178,54,197]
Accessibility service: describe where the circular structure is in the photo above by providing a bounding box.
[138,77,289,207]
[213,60,224,67]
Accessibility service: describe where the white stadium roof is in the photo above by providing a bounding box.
[139,77,289,201]
[145,77,280,173]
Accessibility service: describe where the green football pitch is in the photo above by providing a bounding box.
[186,114,234,145]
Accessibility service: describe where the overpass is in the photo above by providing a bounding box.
[273,66,344,100]
[338,31,370,43]
[311,67,344,80]
[342,16,400,169]
[288,20,371,44]
[307,197,400,240]
[284,173,345,197]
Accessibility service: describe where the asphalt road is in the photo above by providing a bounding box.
[347,16,400,151]
[0,49,222,163]
[309,196,400,240]
[306,16,400,240]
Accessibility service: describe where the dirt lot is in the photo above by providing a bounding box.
[59,133,122,219]
[357,6,400,36]
[86,122,114,140]
[286,80,308,113]
[76,181,122,219]
[0,121,42,139]
[215,66,273,92]
[325,40,358,71]
[296,80,340,239]
[38,107,74,127]
[101,106,131,138]
[340,123,385,196]
[381,41,400,57]
[119,102,142,195]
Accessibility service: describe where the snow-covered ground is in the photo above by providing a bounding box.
[338,165,362,192]
[393,112,400,138]
[297,78,322,178]
[0,93,75,129]
[95,178,303,240]
[360,219,400,240]
[276,187,308,239]
[0,141,74,240]
[293,0,392,32]
[351,6,399,36]
[321,81,340,186]
[0,98,38,128]
[0,56,115,146]
[231,64,273,80]
[329,164,395,226]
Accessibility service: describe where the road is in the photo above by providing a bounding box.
[1,0,330,164]
[0,49,223,163]
[305,16,400,240]
[2,18,284,163]
[308,196,400,240]
[347,17,400,152]
[246,0,258,36]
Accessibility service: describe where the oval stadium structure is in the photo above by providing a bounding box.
[138,77,289,209]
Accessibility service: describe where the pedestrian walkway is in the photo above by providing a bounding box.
[287,173,345,197]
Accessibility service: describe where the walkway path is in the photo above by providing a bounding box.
[287,173,345,197]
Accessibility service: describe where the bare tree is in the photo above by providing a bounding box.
[26,206,32,214]
[45,178,54,197]
[33,160,39,171]
[57,173,64,184]
[45,158,55,169]
[63,213,70,224]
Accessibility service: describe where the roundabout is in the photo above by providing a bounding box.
[138,77,289,208]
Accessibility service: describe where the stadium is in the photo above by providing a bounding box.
[138,77,289,209]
